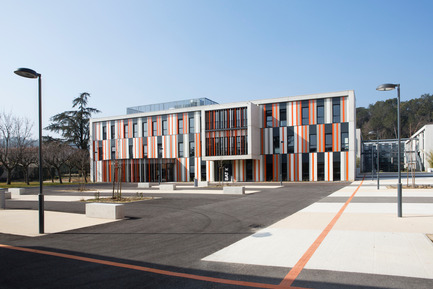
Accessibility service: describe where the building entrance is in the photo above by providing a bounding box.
[146,159,175,182]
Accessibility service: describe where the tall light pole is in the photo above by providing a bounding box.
[369,130,380,189]
[368,131,376,181]
[14,68,44,233]
[376,83,402,217]
[376,133,380,190]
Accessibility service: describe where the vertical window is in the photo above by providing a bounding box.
[133,123,138,138]
[178,118,183,134]
[215,138,220,156]
[111,125,115,139]
[241,135,247,154]
[280,107,287,127]
[273,127,280,154]
[317,99,324,124]
[129,144,133,159]
[111,146,116,159]
[152,121,157,136]
[102,126,107,140]
[341,123,349,151]
[162,120,168,135]
[98,143,103,161]
[189,141,195,157]
[333,152,341,181]
[266,105,272,127]
[332,98,340,123]
[189,158,195,181]
[143,144,148,157]
[302,100,309,125]
[325,124,333,152]
[124,124,128,138]
[302,153,309,181]
[178,142,184,157]
[142,121,147,137]
[317,153,325,181]
[158,143,162,158]
[266,155,273,181]
[309,125,317,152]
[237,136,241,155]
[287,127,294,153]
[189,116,194,133]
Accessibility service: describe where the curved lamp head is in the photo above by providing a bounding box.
[14,67,40,79]
[376,83,398,91]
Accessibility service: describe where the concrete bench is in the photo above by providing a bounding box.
[198,181,209,187]
[138,182,151,188]
[159,184,176,191]
[0,189,6,209]
[223,186,245,195]
[9,188,25,198]
[85,203,124,219]
[2,190,11,200]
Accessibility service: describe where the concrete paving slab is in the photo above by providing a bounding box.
[203,177,433,280]
[335,213,433,233]
[0,210,118,237]
[300,202,433,214]
[330,189,433,197]
[268,212,336,230]
[203,228,322,267]
[306,231,433,279]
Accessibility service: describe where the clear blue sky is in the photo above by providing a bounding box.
[1,0,432,138]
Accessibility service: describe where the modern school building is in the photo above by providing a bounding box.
[89,90,356,183]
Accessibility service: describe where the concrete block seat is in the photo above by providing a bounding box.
[159,184,176,191]
[9,188,25,198]
[138,182,151,188]
[1,190,11,200]
[223,186,245,195]
[86,203,124,219]
[198,181,209,187]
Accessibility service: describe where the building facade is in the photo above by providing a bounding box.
[90,91,356,183]
[405,124,433,172]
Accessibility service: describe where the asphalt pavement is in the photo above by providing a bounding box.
[1,179,433,289]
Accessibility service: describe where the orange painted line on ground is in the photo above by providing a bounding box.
[0,244,311,289]
[279,177,365,288]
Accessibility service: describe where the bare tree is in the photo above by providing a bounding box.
[43,140,72,184]
[63,146,78,182]
[18,146,38,185]
[72,149,90,183]
[0,112,34,184]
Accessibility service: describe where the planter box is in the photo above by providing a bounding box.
[138,182,151,188]
[159,184,176,191]
[223,186,245,195]
[86,203,124,220]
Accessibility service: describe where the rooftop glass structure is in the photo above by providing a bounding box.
[127,98,218,114]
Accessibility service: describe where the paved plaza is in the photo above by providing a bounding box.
[1,176,433,288]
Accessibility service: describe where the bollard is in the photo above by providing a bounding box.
[0,188,5,209]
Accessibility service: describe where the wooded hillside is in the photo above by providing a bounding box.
[356,94,433,140]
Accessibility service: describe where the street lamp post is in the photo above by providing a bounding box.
[376,134,380,190]
[376,83,402,217]
[280,140,284,186]
[14,68,44,233]
[368,131,375,181]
